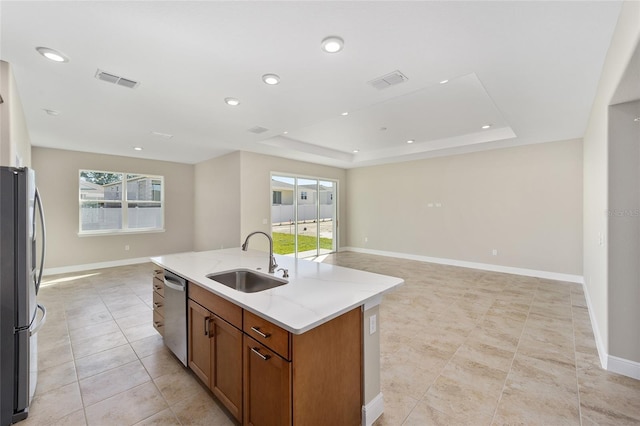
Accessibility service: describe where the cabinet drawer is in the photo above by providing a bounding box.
[189,283,242,329]
[152,277,164,297]
[152,291,165,317]
[153,310,164,336]
[244,310,290,360]
[153,269,164,280]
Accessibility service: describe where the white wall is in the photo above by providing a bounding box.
[193,151,241,251]
[608,100,640,363]
[346,139,583,276]
[0,60,31,167]
[583,0,640,367]
[32,147,194,270]
[192,151,347,254]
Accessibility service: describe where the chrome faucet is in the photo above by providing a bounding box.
[242,231,278,274]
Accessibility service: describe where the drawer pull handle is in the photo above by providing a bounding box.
[204,317,210,336]
[250,326,270,339]
[154,321,163,328]
[153,285,162,291]
[251,347,271,361]
[153,302,162,308]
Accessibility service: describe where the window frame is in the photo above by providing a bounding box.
[78,169,165,236]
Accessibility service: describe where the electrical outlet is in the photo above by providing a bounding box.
[492,249,498,256]
[364,237,368,243]
[369,314,377,334]
[262,218,268,225]
[125,245,130,251]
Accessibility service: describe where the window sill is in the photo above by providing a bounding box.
[78,229,166,237]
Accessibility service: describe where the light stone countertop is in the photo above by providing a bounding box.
[150,248,404,334]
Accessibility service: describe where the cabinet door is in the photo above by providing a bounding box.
[212,316,242,422]
[188,299,212,385]
[243,335,291,426]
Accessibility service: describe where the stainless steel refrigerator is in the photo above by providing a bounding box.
[0,167,46,426]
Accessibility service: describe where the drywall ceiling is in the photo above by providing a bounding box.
[0,1,623,168]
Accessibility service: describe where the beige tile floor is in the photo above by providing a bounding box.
[24,252,640,425]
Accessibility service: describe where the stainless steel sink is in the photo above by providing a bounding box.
[206,269,287,293]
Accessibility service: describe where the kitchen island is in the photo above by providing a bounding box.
[151,248,403,426]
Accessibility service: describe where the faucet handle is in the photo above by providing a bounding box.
[277,268,289,278]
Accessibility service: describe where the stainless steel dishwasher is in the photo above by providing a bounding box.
[163,270,187,366]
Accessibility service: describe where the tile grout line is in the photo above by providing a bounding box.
[488,281,537,425]
[570,289,584,426]
[410,273,507,426]
[60,288,93,426]
[68,272,154,425]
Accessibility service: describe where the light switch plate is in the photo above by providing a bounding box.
[369,314,377,334]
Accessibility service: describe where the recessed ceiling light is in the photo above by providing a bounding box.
[35,47,69,63]
[43,109,60,116]
[341,112,349,116]
[352,149,359,153]
[134,147,143,151]
[634,117,640,122]
[283,131,289,134]
[482,124,492,129]
[407,139,415,144]
[224,97,240,106]
[321,36,344,53]
[439,79,449,84]
[262,74,280,85]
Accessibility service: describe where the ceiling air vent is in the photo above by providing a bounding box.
[248,126,269,134]
[95,69,140,89]
[368,70,408,90]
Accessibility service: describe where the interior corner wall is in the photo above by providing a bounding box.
[32,147,195,269]
[193,151,242,251]
[583,0,640,362]
[238,151,347,253]
[346,139,583,275]
[0,60,31,167]
[608,100,640,363]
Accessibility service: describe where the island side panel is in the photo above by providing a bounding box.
[292,306,362,425]
[362,304,383,425]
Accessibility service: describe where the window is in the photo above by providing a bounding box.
[300,191,307,200]
[273,191,282,205]
[79,170,164,234]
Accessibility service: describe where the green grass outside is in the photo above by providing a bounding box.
[273,232,333,255]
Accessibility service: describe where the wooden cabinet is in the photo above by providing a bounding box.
[243,335,291,426]
[187,299,211,383]
[185,281,363,426]
[212,316,243,420]
[152,269,165,336]
[188,284,243,421]
[244,310,290,360]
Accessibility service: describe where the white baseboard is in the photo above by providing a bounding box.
[361,392,384,426]
[581,280,609,370]
[43,257,152,276]
[340,247,584,283]
[348,247,640,381]
[607,355,640,380]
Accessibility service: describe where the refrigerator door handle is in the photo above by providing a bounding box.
[29,304,47,336]
[34,188,46,293]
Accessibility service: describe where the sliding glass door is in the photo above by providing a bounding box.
[271,174,337,259]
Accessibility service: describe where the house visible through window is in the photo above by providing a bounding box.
[79,170,164,234]
[273,191,282,205]
[300,191,307,200]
